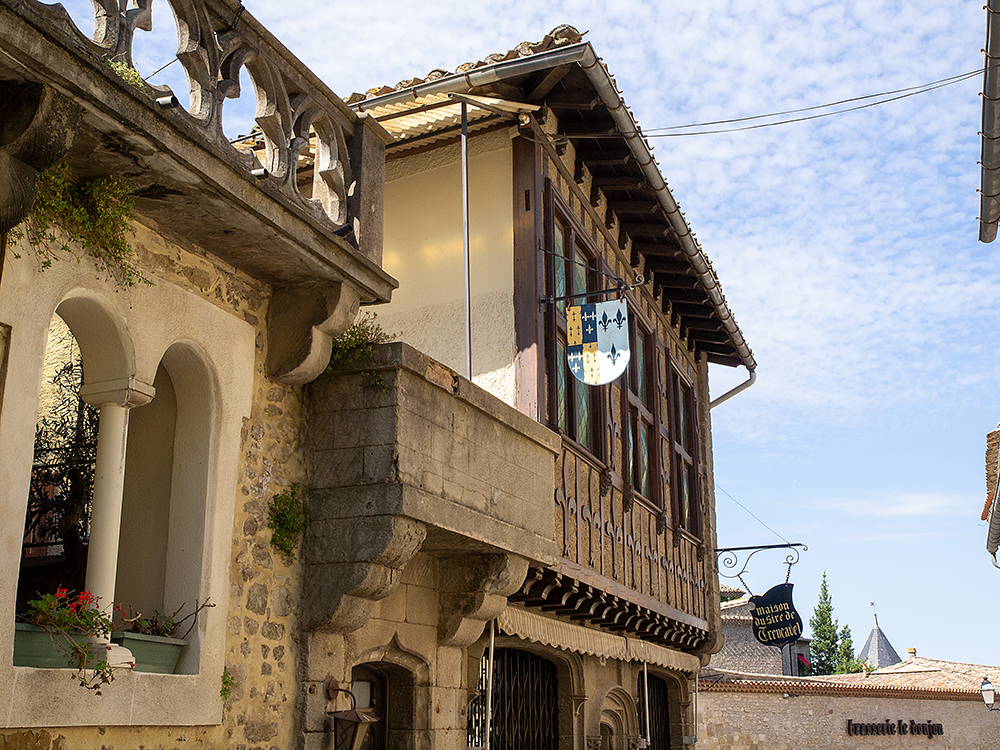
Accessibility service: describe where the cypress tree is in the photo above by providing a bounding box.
[808,572,840,675]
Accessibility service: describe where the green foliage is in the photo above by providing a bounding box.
[14,161,150,288]
[809,572,866,675]
[23,588,120,693]
[104,59,152,96]
[808,572,840,675]
[835,624,868,674]
[267,483,305,560]
[221,666,235,700]
[328,312,395,391]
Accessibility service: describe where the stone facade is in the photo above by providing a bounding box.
[0,7,758,750]
[697,686,999,750]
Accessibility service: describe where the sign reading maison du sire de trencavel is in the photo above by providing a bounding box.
[748,583,804,648]
[566,299,630,387]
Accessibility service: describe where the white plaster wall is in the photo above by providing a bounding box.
[0,240,255,726]
[380,129,516,405]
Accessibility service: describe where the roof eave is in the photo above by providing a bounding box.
[352,42,756,371]
[980,0,1000,242]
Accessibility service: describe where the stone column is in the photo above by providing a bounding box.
[80,378,154,665]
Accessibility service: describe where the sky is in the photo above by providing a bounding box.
[57,0,1000,666]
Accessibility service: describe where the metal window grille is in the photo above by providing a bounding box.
[468,648,559,750]
[637,673,672,750]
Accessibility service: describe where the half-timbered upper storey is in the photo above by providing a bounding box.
[346,26,756,655]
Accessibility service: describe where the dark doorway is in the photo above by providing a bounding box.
[468,648,558,750]
[636,672,672,750]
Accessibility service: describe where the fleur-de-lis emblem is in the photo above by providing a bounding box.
[614,309,627,329]
[608,344,621,366]
[599,311,611,332]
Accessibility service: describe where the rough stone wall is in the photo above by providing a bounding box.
[696,690,999,750]
[2,222,307,749]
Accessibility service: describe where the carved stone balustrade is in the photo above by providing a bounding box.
[0,0,396,382]
[303,343,560,645]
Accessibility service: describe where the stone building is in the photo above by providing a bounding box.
[696,655,1000,750]
[0,5,756,750]
[322,24,755,750]
[0,0,392,747]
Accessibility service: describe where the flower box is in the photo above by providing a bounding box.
[111,631,187,674]
[13,622,101,668]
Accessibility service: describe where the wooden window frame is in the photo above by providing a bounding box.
[622,309,662,508]
[543,183,605,461]
[668,360,702,539]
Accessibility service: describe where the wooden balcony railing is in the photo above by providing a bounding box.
[510,442,711,651]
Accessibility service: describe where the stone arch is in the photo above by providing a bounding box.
[350,635,432,750]
[116,338,218,672]
[472,637,582,750]
[598,686,640,749]
[54,290,135,387]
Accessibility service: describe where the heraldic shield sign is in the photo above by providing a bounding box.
[566,299,630,386]
[748,583,804,649]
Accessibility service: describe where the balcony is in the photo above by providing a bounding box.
[303,343,560,643]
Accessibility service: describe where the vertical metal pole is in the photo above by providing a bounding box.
[484,619,496,750]
[461,101,472,379]
[643,661,651,748]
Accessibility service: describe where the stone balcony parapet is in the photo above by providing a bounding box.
[303,342,560,642]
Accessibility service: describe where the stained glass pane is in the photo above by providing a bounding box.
[636,335,648,405]
[576,382,592,451]
[573,245,588,298]
[624,409,633,487]
[554,225,566,313]
[639,424,651,498]
[556,341,568,435]
[681,465,691,529]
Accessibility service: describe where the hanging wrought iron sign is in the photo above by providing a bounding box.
[748,583,804,648]
[566,299,630,386]
[715,542,808,649]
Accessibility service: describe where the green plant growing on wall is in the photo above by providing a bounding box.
[220,666,235,700]
[328,312,395,391]
[267,483,305,560]
[104,59,152,96]
[14,161,150,288]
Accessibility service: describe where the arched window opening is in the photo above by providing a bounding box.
[17,313,98,610]
[468,648,558,750]
[352,662,416,750]
[117,342,215,673]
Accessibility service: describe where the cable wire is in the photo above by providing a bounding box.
[646,66,988,133]
[715,482,790,545]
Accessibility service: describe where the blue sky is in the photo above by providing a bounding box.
[58,0,1000,665]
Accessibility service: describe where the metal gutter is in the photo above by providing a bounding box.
[981,0,1000,243]
[351,42,756,372]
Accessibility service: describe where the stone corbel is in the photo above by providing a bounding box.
[0,82,80,234]
[438,553,530,647]
[265,280,360,385]
[302,515,427,633]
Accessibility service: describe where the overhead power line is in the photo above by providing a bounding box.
[646,66,986,136]
[715,482,790,545]
[559,66,988,138]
